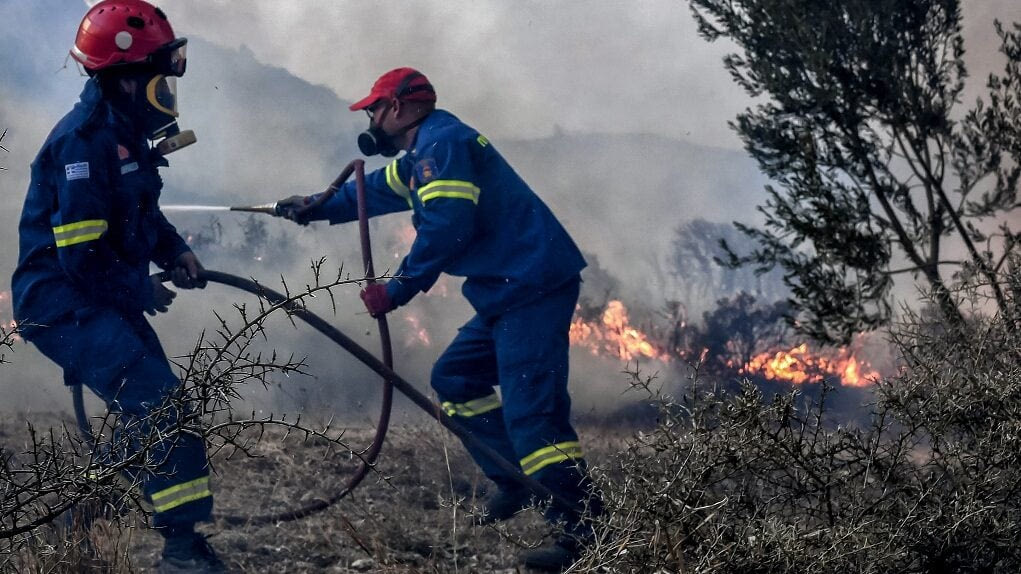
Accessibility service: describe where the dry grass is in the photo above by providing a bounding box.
[1,413,625,573]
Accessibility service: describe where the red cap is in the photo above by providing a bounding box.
[349,67,436,111]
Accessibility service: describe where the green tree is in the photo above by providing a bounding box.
[689,0,1021,343]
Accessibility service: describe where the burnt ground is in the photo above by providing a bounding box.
[2,412,634,574]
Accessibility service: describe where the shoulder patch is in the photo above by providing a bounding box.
[476,134,489,147]
[65,162,90,181]
[415,158,438,185]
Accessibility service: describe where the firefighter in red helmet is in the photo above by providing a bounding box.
[11,1,222,572]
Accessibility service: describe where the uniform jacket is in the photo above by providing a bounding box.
[308,109,586,317]
[12,78,190,336]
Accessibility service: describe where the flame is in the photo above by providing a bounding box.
[381,289,881,387]
[570,300,669,362]
[395,224,416,259]
[740,343,879,387]
[0,290,19,342]
[403,313,431,347]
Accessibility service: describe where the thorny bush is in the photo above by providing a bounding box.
[578,307,1021,573]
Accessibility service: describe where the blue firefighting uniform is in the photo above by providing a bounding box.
[11,78,212,528]
[306,109,595,522]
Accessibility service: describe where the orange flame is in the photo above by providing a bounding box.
[740,343,879,387]
[0,290,19,342]
[394,224,416,260]
[403,313,431,347]
[570,300,669,362]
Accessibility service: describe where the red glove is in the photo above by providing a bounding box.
[360,283,394,318]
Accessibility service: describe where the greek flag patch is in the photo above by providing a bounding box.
[65,162,90,181]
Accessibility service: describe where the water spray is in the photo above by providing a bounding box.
[160,205,231,212]
[160,203,278,214]
[162,162,357,219]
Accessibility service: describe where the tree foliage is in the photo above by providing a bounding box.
[689,0,1021,343]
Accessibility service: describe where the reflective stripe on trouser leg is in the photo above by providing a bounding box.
[520,441,584,476]
[151,474,212,513]
[441,393,502,417]
[432,316,520,488]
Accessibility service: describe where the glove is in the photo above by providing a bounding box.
[360,282,394,318]
[171,251,207,289]
[145,274,177,316]
[276,194,314,225]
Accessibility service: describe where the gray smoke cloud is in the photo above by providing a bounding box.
[1,1,1018,419]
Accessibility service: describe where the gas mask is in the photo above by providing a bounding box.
[357,103,400,158]
[358,123,400,158]
[357,103,428,158]
[141,74,196,155]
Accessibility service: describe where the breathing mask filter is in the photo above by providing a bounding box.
[358,115,400,158]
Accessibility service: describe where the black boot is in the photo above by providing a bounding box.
[476,485,531,524]
[158,526,226,574]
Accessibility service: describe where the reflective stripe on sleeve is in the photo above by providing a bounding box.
[386,160,413,207]
[441,393,502,417]
[520,441,584,476]
[417,179,480,204]
[53,219,108,247]
[151,476,211,513]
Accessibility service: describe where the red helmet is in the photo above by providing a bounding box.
[70,0,186,75]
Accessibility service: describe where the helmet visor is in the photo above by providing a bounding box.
[151,38,187,77]
[146,75,179,117]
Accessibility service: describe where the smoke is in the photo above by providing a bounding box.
[163,0,747,148]
[2,1,1019,419]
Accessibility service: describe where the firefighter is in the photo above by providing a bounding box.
[11,1,223,572]
[277,67,602,571]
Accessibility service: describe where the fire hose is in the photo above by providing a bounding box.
[72,161,579,525]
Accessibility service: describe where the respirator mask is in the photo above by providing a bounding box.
[357,103,400,158]
[358,123,400,158]
[140,73,196,155]
[357,103,429,158]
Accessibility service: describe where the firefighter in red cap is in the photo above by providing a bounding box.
[277,67,603,571]
[11,1,223,572]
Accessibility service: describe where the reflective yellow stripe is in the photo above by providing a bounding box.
[86,468,154,512]
[151,476,211,513]
[441,393,502,417]
[520,441,583,475]
[418,179,480,204]
[53,219,108,247]
[386,160,413,207]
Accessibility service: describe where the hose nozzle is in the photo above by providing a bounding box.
[230,202,281,216]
